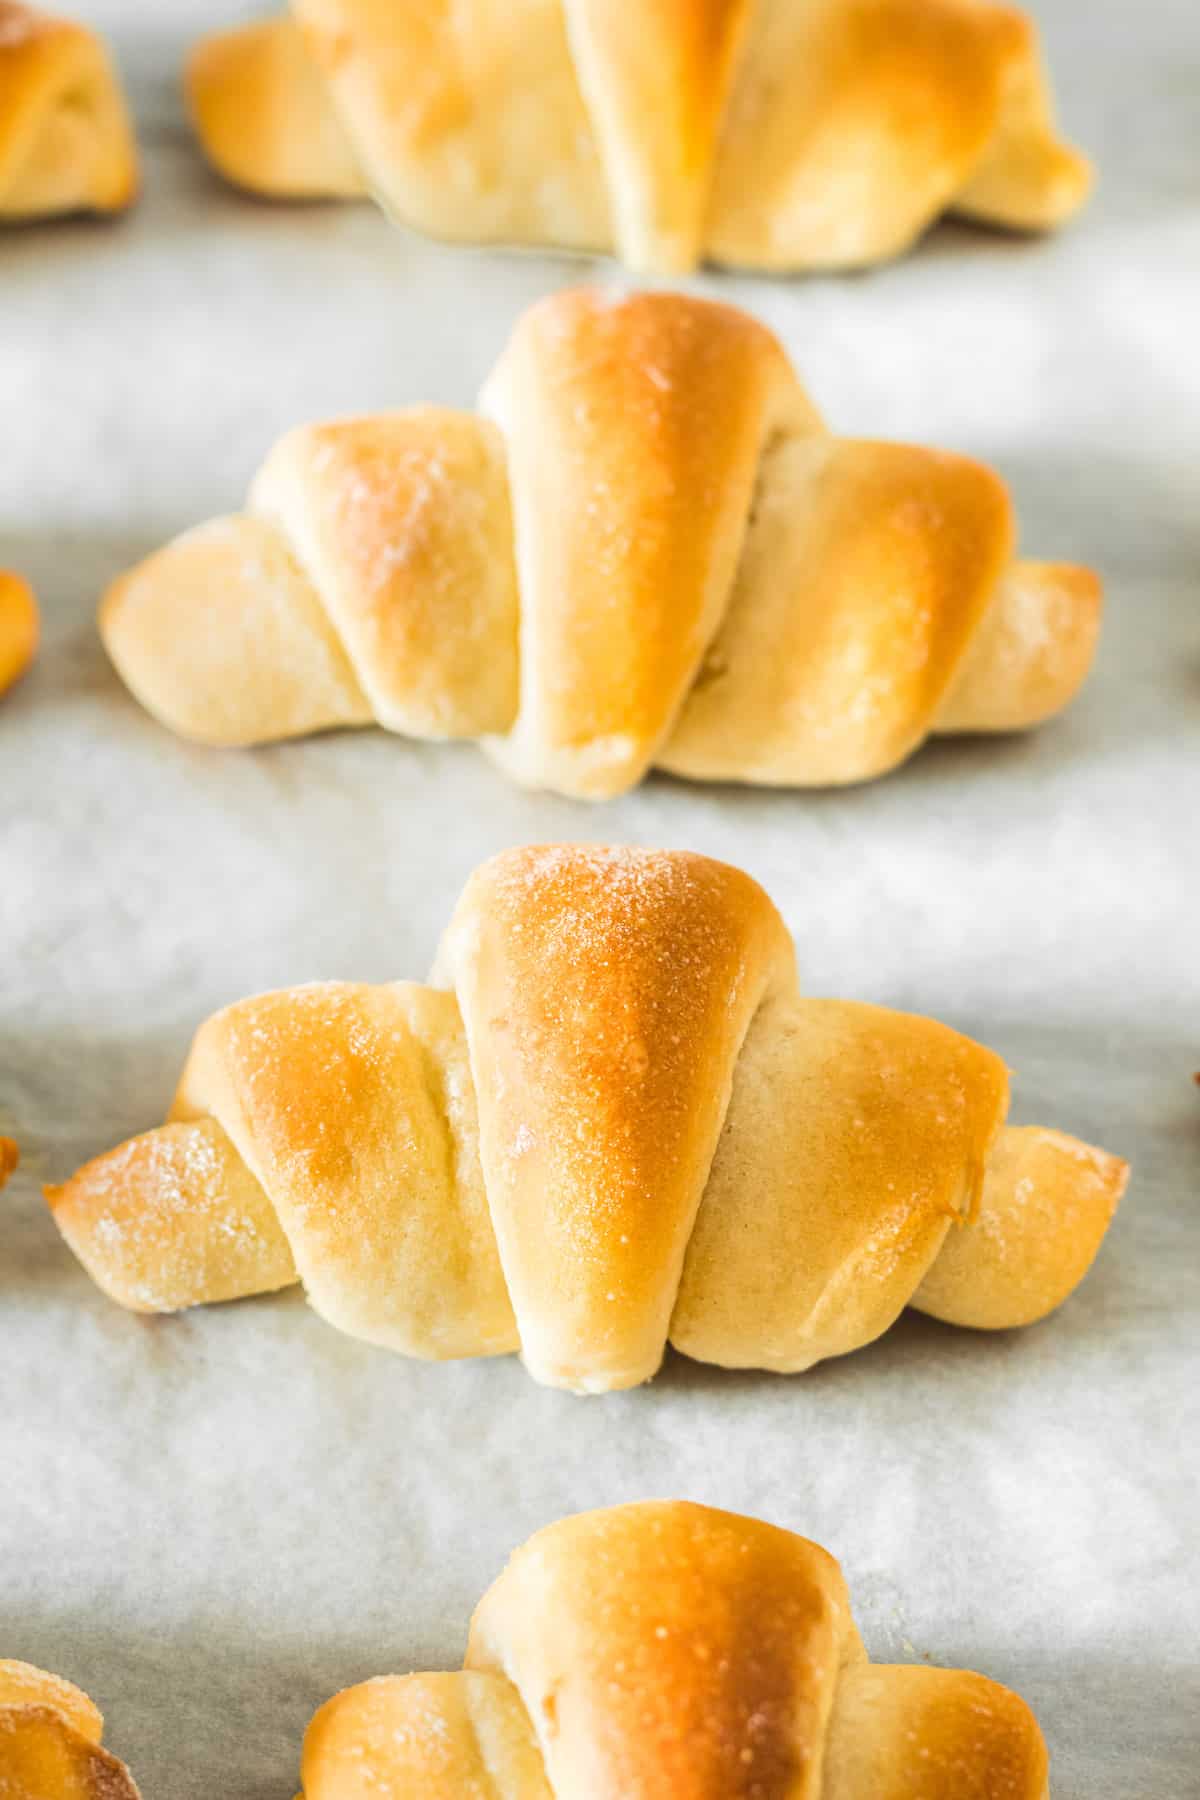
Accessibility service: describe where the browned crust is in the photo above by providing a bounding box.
[192,1,1089,271]
[468,1500,863,1797]
[0,1661,142,1797]
[0,1663,103,1745]
[561,0,757,270]
[434,845,796,1385]
[824,1662,1050,1798]
[0,5,138,219]
[0,571,38,695]
[99,289,1101,795]
[48,846,1125,1391]
[481,288,815,796]
[671,995,1011,1371]
[301,1502,1050,1798]
[659,435,1019,786]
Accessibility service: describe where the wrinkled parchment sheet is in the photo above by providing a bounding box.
[1,2,1197,1793]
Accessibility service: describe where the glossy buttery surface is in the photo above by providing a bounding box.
[1,0,1196,1793]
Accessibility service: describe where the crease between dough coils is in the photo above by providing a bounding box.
[299,1500,1053,1800]
[100,289,1102,802]
[187,0,1091,275]
[49,846,1127,1394]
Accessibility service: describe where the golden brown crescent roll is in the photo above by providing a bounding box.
[0,4,137,221]
[0,1660,142,1798]
[186,1,1089,273]
[0,572,39,694]
[49,846,1126,1393]
[300,1500,1052,1798]
[100,289,1102,801]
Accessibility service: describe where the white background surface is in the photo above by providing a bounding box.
[2,3,1198,1794]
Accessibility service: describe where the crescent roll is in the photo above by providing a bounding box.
[0,5,137,221]
[301,1500,1052,1799]
[187,0,1089,274]
[100,288,1103,801]
[0,1661,141,1798]
[0,572,38,694]
[49,846,1126,1393]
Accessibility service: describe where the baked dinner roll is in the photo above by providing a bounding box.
[49,846,1126,1393]
[101,288,1102,801]
[0,1660,141,1798]
[300,1500,1052,1798]
[187,1,1089,273]
[0,5,137,221]
[0,572,38,694]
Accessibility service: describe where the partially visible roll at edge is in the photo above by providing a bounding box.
[0,572,38,695]
[0,7,138,220]
[0,1659,142,1798]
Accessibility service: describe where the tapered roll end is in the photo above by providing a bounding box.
[47,1117,297,1313]
[913,1124,1127,1331]
[959,129,1092,234]
[825,1663,1050,1800]
[955,6,1093,234]
[300,1672,551,1799]
[936,561,1102,736]
[186,15,364,199]
[100,516,371,746]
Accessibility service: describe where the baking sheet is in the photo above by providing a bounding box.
[2,2,1198,1794]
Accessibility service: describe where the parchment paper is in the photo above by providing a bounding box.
[1,3,1197,1794]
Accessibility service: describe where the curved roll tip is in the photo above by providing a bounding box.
[45,1117,297,1314]
[914,1124,1127,1331]
[98,517,370,747]
[186,15,364,199]
[936,561,1102,736]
